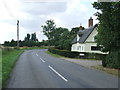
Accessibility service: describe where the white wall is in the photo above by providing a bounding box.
[71,42,105,54]
[86,27,98,42]
[71,43,84,52]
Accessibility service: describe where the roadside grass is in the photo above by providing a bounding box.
[2,49,24,88]
[20,46,49,50]
[45,51,66,58]
[91,65,119,77]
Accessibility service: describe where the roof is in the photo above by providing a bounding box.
[71,24,98,44]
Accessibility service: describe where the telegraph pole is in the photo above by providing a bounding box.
[17,20,19,48]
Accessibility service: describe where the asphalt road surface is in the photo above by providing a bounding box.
[7,49,118,88]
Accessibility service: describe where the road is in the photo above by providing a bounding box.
[7,49,118,88]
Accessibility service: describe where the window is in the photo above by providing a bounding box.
[91,46,101,51]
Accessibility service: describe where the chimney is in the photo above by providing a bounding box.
[88,17,93,27]
[79,23,83,30]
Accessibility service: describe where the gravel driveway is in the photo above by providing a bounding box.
[61,58,102,68]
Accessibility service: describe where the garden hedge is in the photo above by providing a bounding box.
[48,48,106,60]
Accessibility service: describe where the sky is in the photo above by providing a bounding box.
[0,0,98,44]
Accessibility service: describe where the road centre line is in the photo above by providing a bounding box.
[40,58,45,62]
[48,65,68,82]
[36,54,38,56]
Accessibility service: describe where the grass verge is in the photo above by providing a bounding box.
[20,46,48,50]
[91,65,119,77]
[45,51,66,58]
[2,49,24,88]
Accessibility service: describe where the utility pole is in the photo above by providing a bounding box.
[17,20,19,48]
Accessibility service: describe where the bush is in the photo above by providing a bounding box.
[80,53,104,60]
[48,48,106,60]
[48,48,79,58]
[105,51,120,69]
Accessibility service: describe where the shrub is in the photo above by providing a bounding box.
[48,48,106,60]
[48,48,79,58]
[105,51,120,69]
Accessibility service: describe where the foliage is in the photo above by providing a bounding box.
[55,28,72,50]
[31,33,38,42]
[24,33,30,41]
[49,48,106,60]
[48,48,79,58]
[41,19,56,40]
[41,20,80,50]
[93,2,120,68]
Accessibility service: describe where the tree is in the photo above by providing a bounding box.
[41,19,56,46]
[93,2,120,68]
[24,33,30,42]
[9,39,16,47]
[31,33,38,42]
[53,27,69,46]
[70,27,80,40]
[4,41,10,46]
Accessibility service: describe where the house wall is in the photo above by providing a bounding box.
[86,27,98,42]
[71,42,105,54]
[71,43,84,52]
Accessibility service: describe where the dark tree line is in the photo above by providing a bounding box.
[4,32,44,47]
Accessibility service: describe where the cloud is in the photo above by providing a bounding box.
[0,0,98,44]
[20,2,67,15]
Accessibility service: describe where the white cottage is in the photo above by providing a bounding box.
[71,17,104,54]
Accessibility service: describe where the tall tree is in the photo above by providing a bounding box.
[31,33,38,42]
[93,2,120,68]
[41,19,56,41]
[24,33,30,42]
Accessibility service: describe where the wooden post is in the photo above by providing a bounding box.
[17,20,19,48]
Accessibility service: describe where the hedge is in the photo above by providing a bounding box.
[48,48,106,60]
[48,48,79,58]
[103,51,120,69]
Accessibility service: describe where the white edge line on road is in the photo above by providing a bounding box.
[48,65,68,82]
[40,58,45,62]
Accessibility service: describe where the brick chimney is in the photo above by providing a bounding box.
[88,17,93,27]
[80,23,83,30]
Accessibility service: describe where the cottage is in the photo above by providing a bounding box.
[71,17,104,54]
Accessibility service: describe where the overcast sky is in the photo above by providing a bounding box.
[0,0,98,44]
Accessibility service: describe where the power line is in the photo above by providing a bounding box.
[1,0,16,20]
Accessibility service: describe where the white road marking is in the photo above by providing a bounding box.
[36,54,38,56]
[48,65,68,82]
[40,58,45,62]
